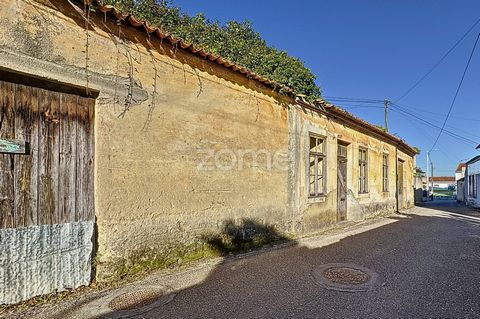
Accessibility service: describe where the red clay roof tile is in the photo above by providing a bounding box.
[79,0,416,156]
[81,0,294,94]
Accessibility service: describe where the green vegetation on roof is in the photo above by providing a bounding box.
[102,0,321,98]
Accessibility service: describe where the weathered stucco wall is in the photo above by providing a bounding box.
[0,0,415,287]
[0,0,291,280]
[288,105,415,233]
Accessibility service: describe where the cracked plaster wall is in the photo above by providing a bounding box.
[0,0,415,286]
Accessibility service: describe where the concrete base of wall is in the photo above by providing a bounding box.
[0,221,94,304]
[467,198,480,208]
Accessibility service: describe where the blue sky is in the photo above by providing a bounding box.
[175,0,480,176]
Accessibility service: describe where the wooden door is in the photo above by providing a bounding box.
[337,144,347,221]
[397,159,404,209]
[0,78,96,303]
[0,80,94,228]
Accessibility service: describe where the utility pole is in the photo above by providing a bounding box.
[426,151,430,200]
[430,160,434,200]
[384,99,389,132]
[427,149,438,200]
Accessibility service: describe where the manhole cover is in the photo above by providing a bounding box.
[313,263,378,292]
[108,288,164,311]
[322,267,369,285]
[67,284,176,319]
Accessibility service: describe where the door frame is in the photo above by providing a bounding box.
[397,158,405,210]
[337,142,348,221]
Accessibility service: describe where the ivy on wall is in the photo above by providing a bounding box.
[101,0,321,98]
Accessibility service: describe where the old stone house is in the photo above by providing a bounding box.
[413,167,426,203]
[0,0,416,304]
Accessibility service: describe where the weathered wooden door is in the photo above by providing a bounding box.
[397,159,404,209]
[337,144,347,221]
[0,78,95,304]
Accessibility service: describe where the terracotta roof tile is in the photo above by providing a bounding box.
[429,176,455,182]
[318,100,418,156]
[456,163,466,172]
[81,0,293,94]
[79,1,416,156]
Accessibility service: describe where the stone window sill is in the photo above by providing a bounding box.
[308,195,327,203]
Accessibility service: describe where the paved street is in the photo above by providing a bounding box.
[6,201,480,319]
[149,201,480,319]
[133,201,480,319]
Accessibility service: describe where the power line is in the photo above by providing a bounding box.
[324,97,478,147]
[401,112,461,165]
[391,110,475,149]
[323,95,479,146]
[394,16,480,103]
[390,104,476,145]
[328,100,383,105]
[429,33,480,152]
[394,103,480,122]
[339,105,384,109]
[393,102,480,141]
[323,96,384,103]
[389,103,478,146]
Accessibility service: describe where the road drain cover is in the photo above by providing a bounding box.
[109,288,164,311]
[69,284,176,319]
[322,267,369,285]
[313,263,378,292]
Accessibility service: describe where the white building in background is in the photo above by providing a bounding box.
[455,163,466,181]
[464,156,480,208]
[456,163,466,202]
[428,176,456,190]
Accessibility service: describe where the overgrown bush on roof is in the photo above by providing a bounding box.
[101,0,321,98]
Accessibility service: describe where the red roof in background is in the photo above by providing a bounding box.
[455,163,466,172]
[429,176,455,182]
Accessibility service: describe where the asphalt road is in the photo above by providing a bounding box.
[6,201,480,319]
[147,201,480,319]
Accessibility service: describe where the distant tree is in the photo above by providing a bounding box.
[413,147,421,154]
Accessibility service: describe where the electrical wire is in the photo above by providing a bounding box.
[321,95,479,147]
[340,106,384,110]
[321,95,479,145]
[393,102,480,141]
[393,103,480,122]
[400,111,460,171]
[389,103,477,146]
[391,106,476,146]
[394,16,480,103]
[404,112,460,161]
[429,33,480,152]
[389,104,476,145]
[323,96,384,103]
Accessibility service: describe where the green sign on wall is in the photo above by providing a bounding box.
[0,138,26,154]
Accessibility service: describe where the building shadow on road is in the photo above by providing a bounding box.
[416,199,480,219]
[10,207,480,319]
[201,218,294,256]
